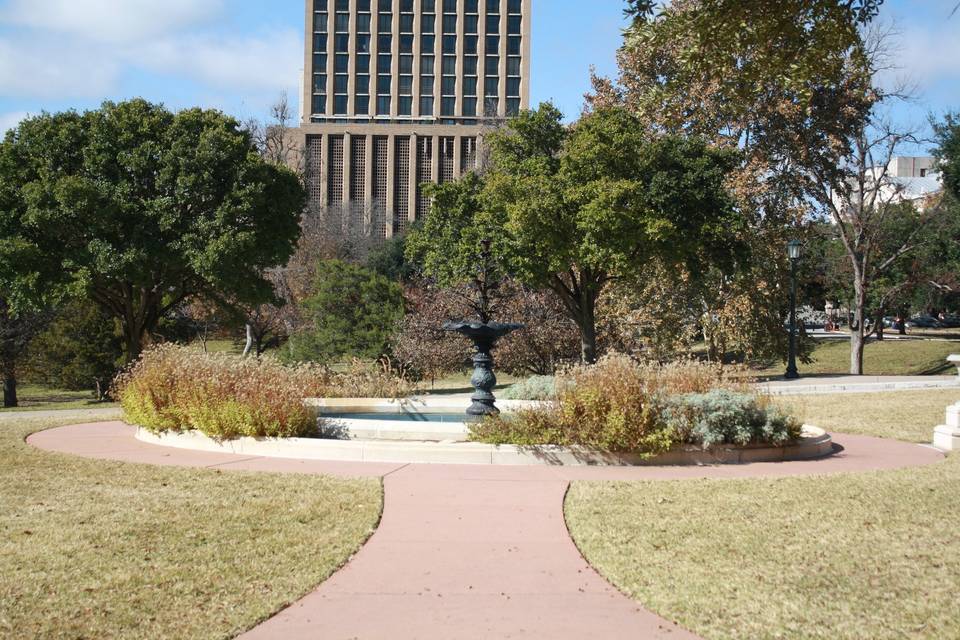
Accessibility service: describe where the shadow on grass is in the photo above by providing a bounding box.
[417,384,513,396]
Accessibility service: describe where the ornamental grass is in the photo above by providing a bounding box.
[113,345,412,440]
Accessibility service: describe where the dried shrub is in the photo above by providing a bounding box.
[391,282,473,383]
[391,280,580,382]
[302,358,415,399]
[113,345,317,439]
[471,355,791,455]
[113,345,412,440]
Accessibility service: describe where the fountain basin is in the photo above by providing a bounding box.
[305,397,538,442]
[133,422,834,466]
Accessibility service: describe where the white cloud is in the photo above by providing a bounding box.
[0,110,28,134]
[1,0,223,44]
[140,29,303,93]
[897,24,960,85]
[0,37,119,98]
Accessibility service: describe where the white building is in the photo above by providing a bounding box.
[879,156,943,207]
[832,156,944,216]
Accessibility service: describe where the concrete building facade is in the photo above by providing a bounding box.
[298,0,531,238]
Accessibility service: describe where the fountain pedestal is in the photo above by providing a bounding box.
[443,321,523,420]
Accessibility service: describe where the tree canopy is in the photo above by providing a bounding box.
[408,104,748,363]
[0,99,306,360]
[284,259,404,364]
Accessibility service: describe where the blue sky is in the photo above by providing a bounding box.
[0,0,957,145]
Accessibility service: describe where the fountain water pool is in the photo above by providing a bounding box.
[308,397,534,442]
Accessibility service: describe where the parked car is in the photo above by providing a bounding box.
[906,315,944,329]
[938,315,960,328]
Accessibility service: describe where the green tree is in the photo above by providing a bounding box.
[0,295,51,407]
[25,300,123,399]
[285,260,404,363]
[0,99,306,362]
[935,113,960,201]
[596,0,884,369]
[366,234,418,282]
[408,105,747,363]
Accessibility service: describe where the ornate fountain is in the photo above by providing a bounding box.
[442,239,523,420]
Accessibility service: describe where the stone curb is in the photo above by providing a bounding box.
[134,426,833,467]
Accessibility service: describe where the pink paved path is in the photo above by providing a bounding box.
[28,423,945,640]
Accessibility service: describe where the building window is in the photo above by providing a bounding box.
[420,54,435,74]
[328,135,344,205]
[306,135,323,207]
[312,95,326,115]
[441,97,456,116]
[314,11,328,33]
[350,135,367,202]
[355,95,370,115]
[373,136,389,239]
[416,136,433,220]
[420,96,435,116]
[439,137,455,183]
[461,136,478,173]
[394,136,411,235]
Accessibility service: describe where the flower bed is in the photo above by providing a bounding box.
[471,356,801,457]
[113,345,412,440]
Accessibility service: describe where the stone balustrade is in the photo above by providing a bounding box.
[933,355,960,451]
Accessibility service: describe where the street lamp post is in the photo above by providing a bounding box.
[786,240,802,380]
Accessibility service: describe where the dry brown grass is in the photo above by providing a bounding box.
[0,417,382,639]
[566,389,960,639]
[775,388,958,442]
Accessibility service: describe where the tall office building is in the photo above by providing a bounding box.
[298,0,531,238]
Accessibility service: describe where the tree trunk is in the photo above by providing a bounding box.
[243,324,254,357]
[875,308,885,341]
[2,355,17,408]
[580,320,597,365]
[897,307,907,335]
[577,294,598,365]
[122,321,144,363]
[850,282,867,375]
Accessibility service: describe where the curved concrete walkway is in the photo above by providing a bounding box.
[28,423,945,640]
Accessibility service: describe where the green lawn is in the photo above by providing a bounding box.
[0,385,117,413]
[0,418,382,639]
[756,338,958,377]
[776,389,957,442]
[416,371,526,395]
[566,391,959,640]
